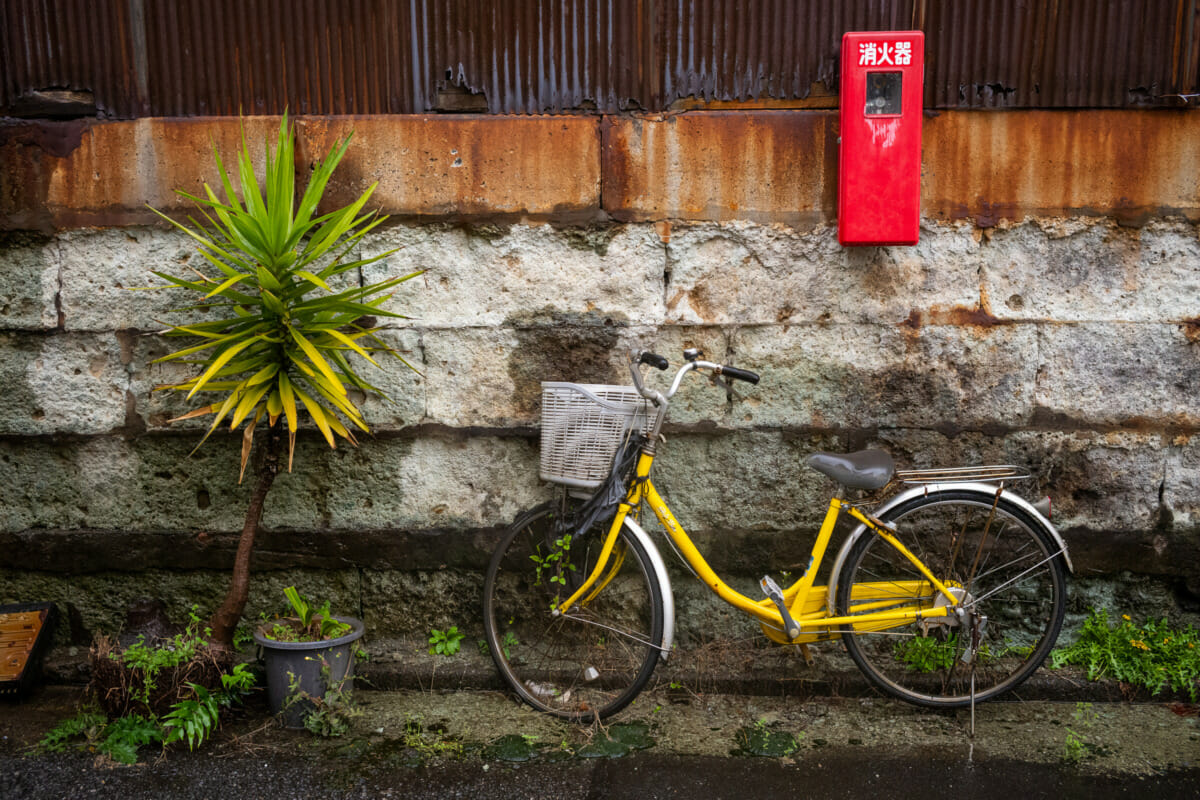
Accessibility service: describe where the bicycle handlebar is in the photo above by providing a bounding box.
[629,348,760,404]
[718,365,760,385]
[639,351,670,370]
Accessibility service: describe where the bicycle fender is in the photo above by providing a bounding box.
[622,516,676,661]
[826,482,1074,615]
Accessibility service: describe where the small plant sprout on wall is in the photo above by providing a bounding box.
[149,115,420,648]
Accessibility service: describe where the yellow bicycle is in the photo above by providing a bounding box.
[483,348,1072,721]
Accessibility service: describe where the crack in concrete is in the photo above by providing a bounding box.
[53,239,65,330]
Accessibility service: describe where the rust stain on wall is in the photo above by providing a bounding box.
[923,110,1200,226]
[1,116,600,229]
[3,110,1199,230]
[299,116,601,218]
[41,118,278,229]
[602,111,838,227]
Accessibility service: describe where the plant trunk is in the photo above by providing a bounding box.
[209,427,282,649]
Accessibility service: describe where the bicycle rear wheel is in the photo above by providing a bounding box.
[836,490,1066,707]
[483,502,665,721]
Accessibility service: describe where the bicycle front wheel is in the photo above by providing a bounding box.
[483,502,665,721]
[836,490,1067,707]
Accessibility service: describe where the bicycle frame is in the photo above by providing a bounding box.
[555,450,962,641]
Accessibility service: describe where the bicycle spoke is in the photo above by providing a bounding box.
[838,491,1066,708]
[484,504,664,721]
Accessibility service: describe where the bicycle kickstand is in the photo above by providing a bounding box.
[961,613,988,737]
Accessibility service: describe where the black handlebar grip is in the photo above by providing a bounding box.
[720,365,760,384]
[639,352,670,370]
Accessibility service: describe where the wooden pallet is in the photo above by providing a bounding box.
[0,604,57,698]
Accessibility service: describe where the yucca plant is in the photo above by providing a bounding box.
[150,116,419,647]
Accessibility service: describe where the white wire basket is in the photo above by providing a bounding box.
[539,382,652,490]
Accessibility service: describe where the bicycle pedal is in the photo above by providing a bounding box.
[760,575,801,640]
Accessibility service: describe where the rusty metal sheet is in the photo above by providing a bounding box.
[139,0,411,116]
[655,0,917,106]
[423,0,649,113]
[921,0,1200,108]
[602,111,838,227]
[0,0,139,117]
[4,1,1198,118]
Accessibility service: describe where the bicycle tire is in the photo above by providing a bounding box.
[483,502,665,721]
[836,489,1067,707]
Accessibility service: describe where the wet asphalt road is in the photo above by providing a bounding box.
[4,749,1199,800]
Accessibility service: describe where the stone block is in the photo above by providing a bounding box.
[922,110,1200,225]
[0,568,360,645]
[355,328,427,431]
[59,225,365,335]
[0,332,128,435]
[0,233,59,329]
[423,324,653,427]
[1162,437,1200,531]
[362,223,666,327]
[0,432,545,536]
[0,435,340,534]
[983,220,1200,322]
[646,326,730,426]
[0,438,141,532]
[665,220,983,326]
[647,431,846,537]
[316,435,548,531]
[729,323,1038,430]
[423,326,525,427]
[873,428,1165,535]
[126,332,207,431]
[361,569,485,637]
[58,228,196,332]
[1036,323,1200,426]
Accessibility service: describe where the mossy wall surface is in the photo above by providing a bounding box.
[3,112,1200,646]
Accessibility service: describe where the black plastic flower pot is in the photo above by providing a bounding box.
[253,617,365,729]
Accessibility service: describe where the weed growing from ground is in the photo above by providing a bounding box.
[1050,609,1200,701]
[477,630,518,660]
[41,663,255,763]
[402,714,465,759]
[428,626,465,656]
[1062,702,1097,765]
[893,634,959,673]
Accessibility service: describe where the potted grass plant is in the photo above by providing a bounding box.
[149,115,419,650]
[253,586,365,729]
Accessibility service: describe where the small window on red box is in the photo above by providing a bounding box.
[865,71,902,115]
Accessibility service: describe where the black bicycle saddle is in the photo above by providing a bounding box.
[806,450,895,490]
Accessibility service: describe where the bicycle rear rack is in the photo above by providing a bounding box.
[894,465,1031,485]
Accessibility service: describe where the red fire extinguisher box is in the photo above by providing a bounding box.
[838,31,925,246]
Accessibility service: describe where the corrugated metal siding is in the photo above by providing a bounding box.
[1,0,141,117]
[923,0,1199,108]
[140,0,411,116]
[424,0,647,113]
[657,0,919,104]
[2,0,1198,117]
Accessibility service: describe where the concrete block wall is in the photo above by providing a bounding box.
[2,111,1199,645]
